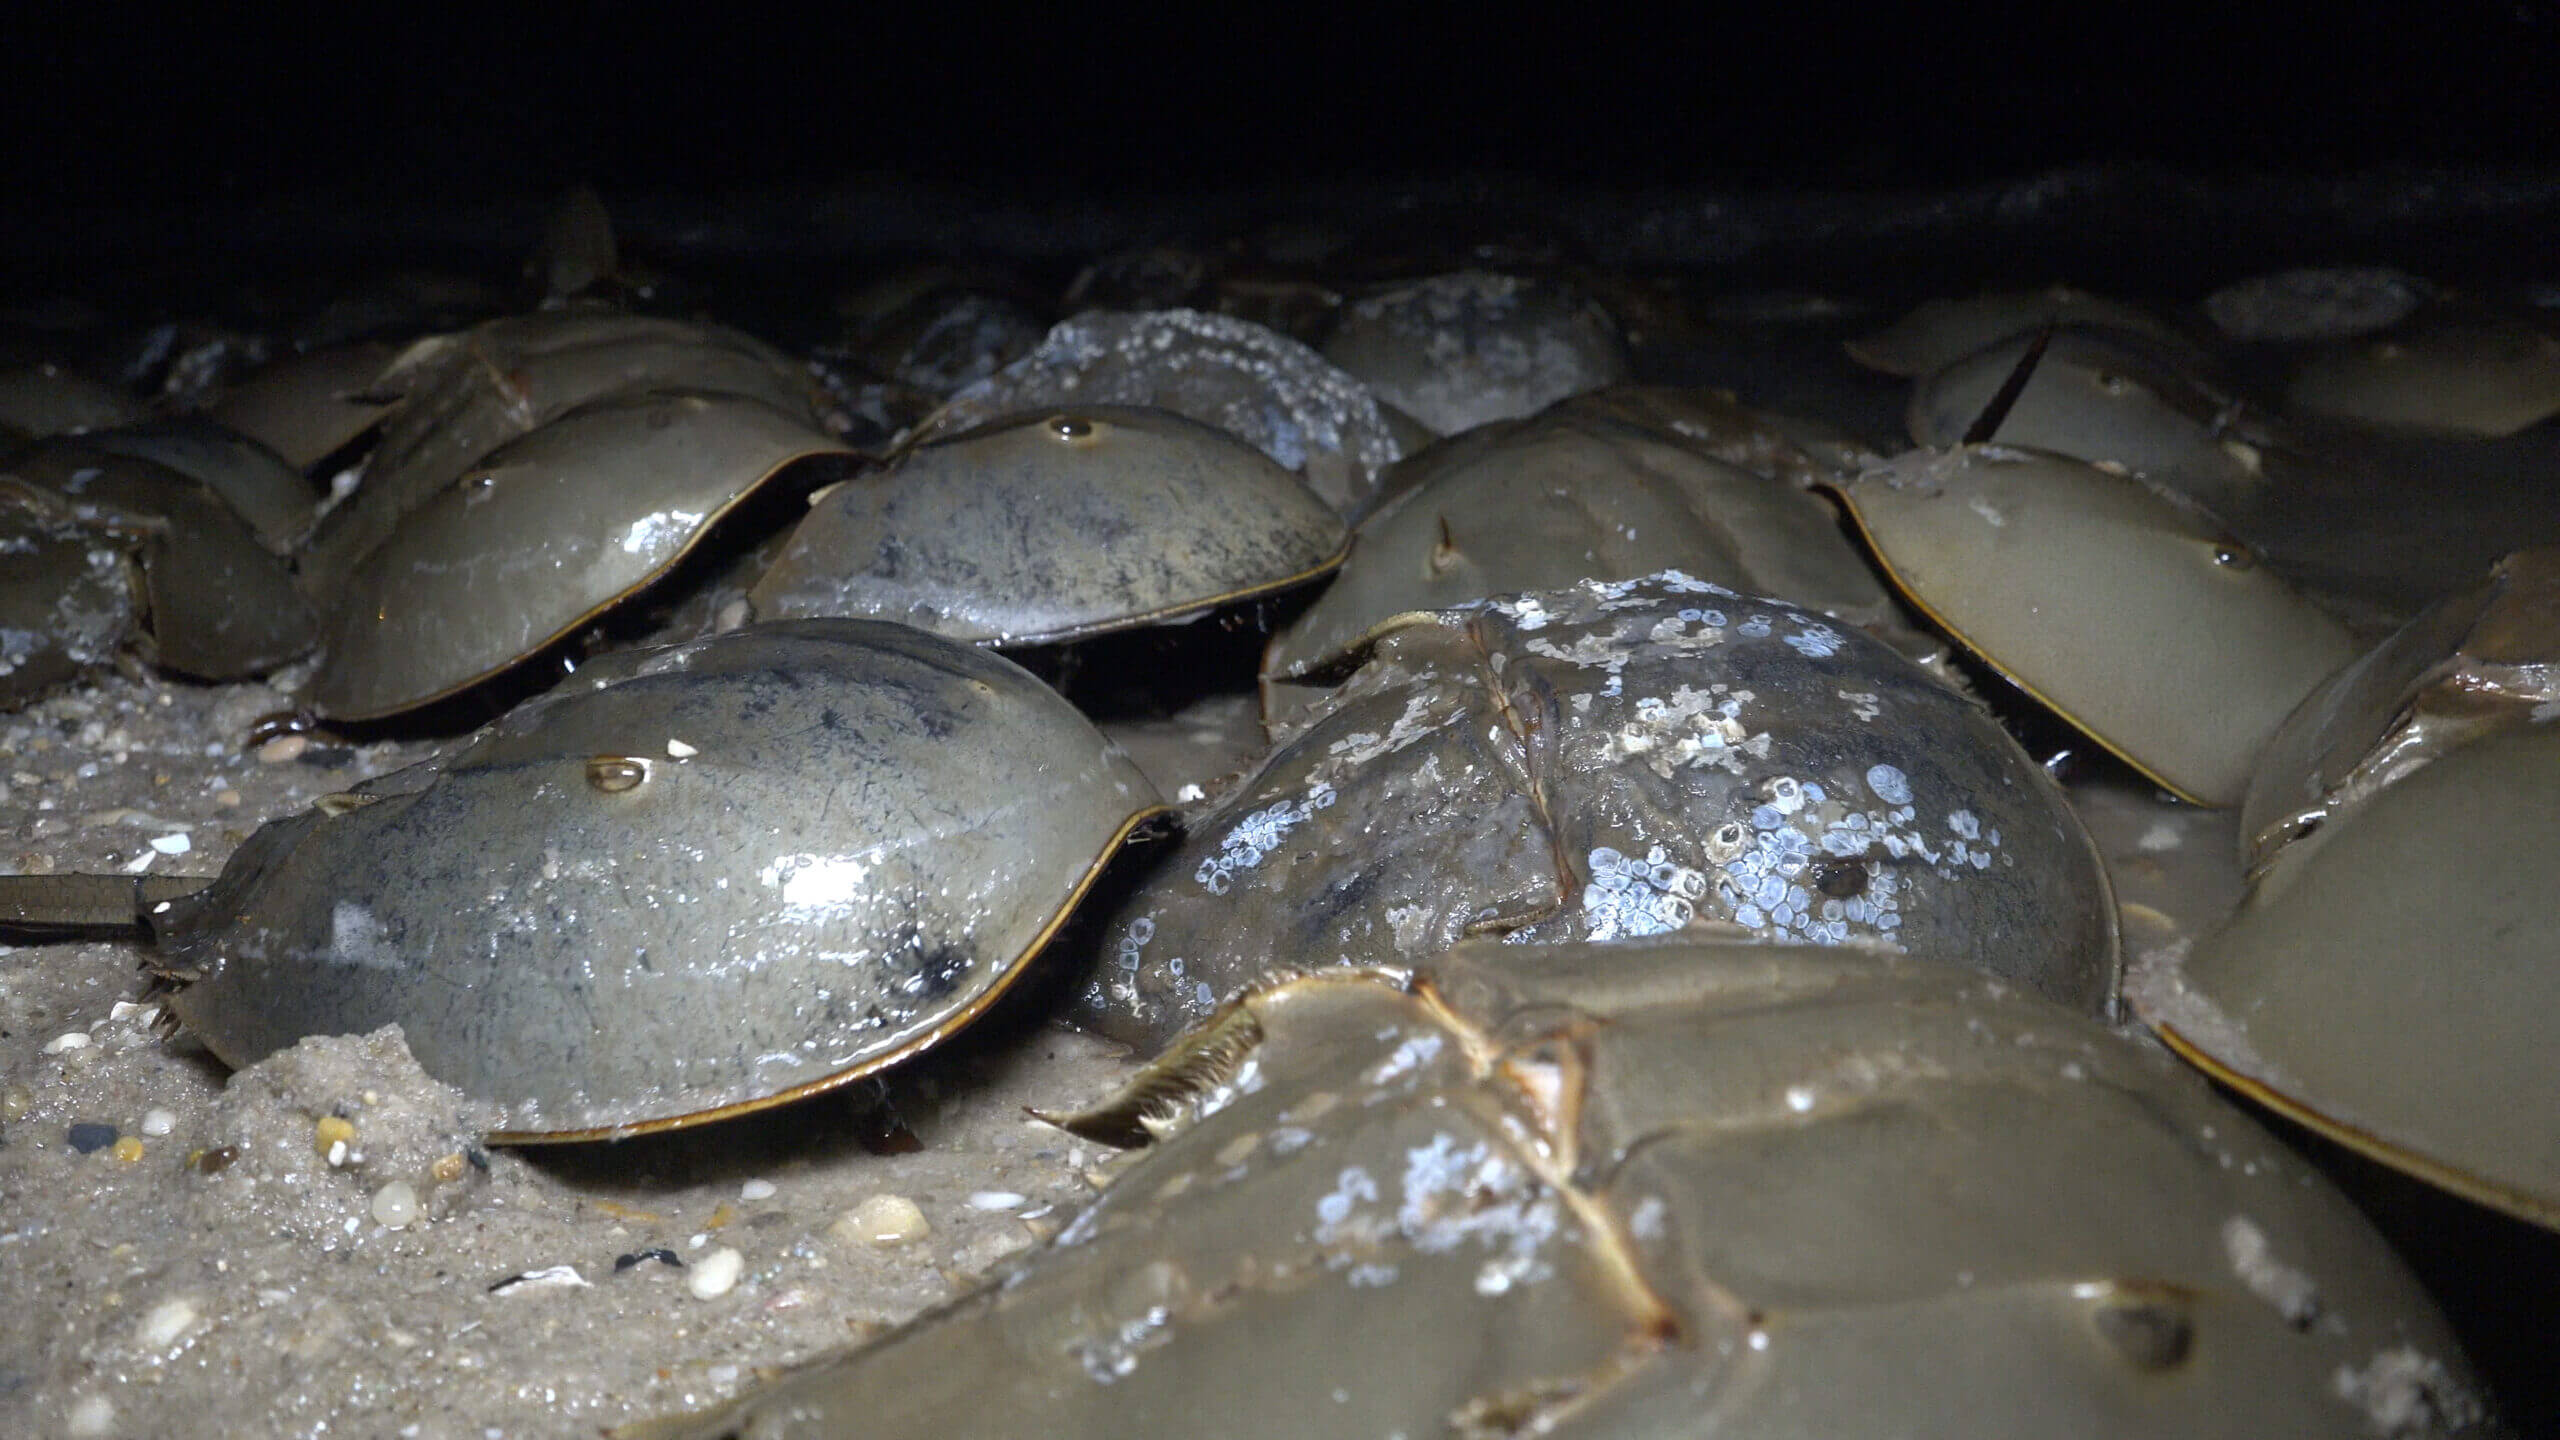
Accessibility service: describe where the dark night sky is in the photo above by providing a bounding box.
[7,6,2559,212]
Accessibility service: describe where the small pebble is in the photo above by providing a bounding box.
[430,1152,469,1184]
[2,1085,34,1119]
[65,1394,114,1436]
[313,1115,356,1165]
[613,1248,683,1273]
[665,737,699,758]
[111,1136,144,1164]
[140,1109,177,1137]
[737,1178,777,1202]
[832,1194,930,1247]
[256,734,308,765]
[66,1122,118,1154]
[689,1246,744,1299]
[371,1181,420,1228]
[136,1295,199,1348]
[967,1190,1026,1212]
[42,1032,92,1055]
[149,832,191,855]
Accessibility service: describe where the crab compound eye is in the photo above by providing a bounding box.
[2211,542,2256,570]
[1048,415,1099,442]
[585,755,650,793]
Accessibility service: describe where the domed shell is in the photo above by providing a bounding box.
[2141,723,2560,1229]
[1082,571,2119,1052]
[310,388,852,721]
[205,342,400,472]
[2285,310,2560,436]
[1262,402,1898,687]
[0,445,316,680]
[1832,444,2359,806]
[1845,286,2195,377]
[159,620,1168,1141]
[0,362,141,441]
[15,416,319,554]
[1319,270,1630,436]
[749,405,1348,646]
[919,309,1404,514]
[653,938,2485,1440]
[299,313,822,597]
[1906,327,2271,520]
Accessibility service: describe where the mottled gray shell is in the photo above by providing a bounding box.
[1319,270,1631,436]
[2140,724,2560,1230]
[1264,403,1901,686]
[1833,445,2359,806]
[652,939,2485,1440]
[2285,310,2560,436]
[300,314,822,597]
[2205,267,2432,343]
[749,406,1348,646]
[1843,286,2194,377]
[0,448,317,679]
[918,308,1405,514]
[1907,327,2271,520]
[1078,572,2118,1053]
[2241,547,2560,869]
[0,489,133,708]
[160,621,1167,1141]
[310,389,852,721]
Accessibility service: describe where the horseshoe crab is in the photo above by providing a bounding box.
[747,405,1348,646]
[1553,385,1883,492]
[13,621,1166,1141]
[1829,444,2360,806]
[1318,270,1631,436]
[647,937,2487,1440]
[2285,308,2560,436]
[1844,286,2195,378]
[14,416,320,553]
[1081,571,2118,1053]
[308,388,854,722]
[1262,401,1903,687]
[299,313,825,598]
[918,308,1405,514]
[2241,546,2560,869]
[2138,722,2560,1230]
[0,445,318,681]
[204,341,401,472]
[2205,267,2432,343]
[1904,326,2273,520]
[0,361,140,441]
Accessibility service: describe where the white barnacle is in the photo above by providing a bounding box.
[1865,764,1912,806]
[1783,624,1843,659]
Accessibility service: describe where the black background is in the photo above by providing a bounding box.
[7,6,2557,210]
